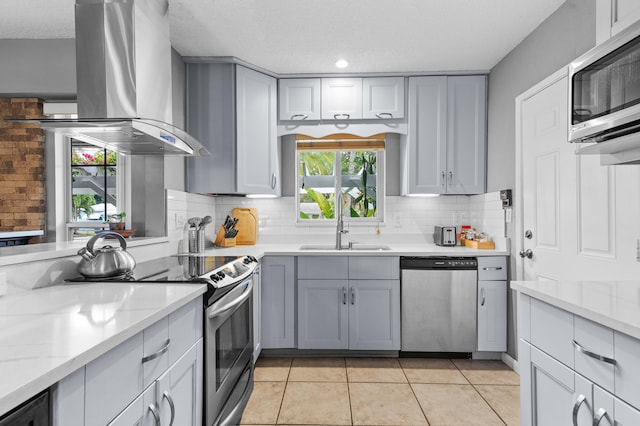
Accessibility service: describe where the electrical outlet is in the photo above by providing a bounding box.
[0,272,6,297]
[505,208,513,223]
[637,239,640,262]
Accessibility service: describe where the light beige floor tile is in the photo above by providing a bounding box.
[413,383,505,426]
[399,358,469,384]
[254,357,292,382]
[452,360,520,385]
[346,357,407,383]
[476,385,521,426]
[288,357,347,382]
[240,381,286,425]
[277,382,351,425]
[350,382,428,425]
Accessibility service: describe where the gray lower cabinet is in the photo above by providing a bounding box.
[476,256,507,352]
[261,256,296,349]
[52,299,203,426]
[297,256,400,350]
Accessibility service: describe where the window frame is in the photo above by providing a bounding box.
[295,143,385,225]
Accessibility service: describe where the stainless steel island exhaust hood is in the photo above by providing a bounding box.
[16,0,208,156]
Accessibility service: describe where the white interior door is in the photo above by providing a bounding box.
[517,69,640,282]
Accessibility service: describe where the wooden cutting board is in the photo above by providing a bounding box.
[231,207,258,245]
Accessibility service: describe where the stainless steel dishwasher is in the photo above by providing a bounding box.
[400,257,478,353]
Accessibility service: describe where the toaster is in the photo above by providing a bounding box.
[434,226,457,246]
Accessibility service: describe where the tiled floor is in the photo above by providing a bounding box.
[240,357,520,425]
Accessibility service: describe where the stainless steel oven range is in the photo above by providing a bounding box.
[67,254,259,426]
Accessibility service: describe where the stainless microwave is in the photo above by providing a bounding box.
[569,21,640,144]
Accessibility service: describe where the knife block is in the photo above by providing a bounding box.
[215,225,236,247]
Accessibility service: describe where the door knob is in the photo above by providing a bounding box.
[519,249,533,259]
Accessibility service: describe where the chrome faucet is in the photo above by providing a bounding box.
[335,195,348,250]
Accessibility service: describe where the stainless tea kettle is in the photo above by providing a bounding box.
[77,232,136,278]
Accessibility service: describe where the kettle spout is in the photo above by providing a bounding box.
[77,246,94,261]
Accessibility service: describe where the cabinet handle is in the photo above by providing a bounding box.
[375,112,393,119]
[271,173,277,189]
[351,288,355,305]
[441,171,445,186]
[148,403,161,426]
[594,408,608,425]
[572,394,587,426]
[480,288,486,306]
[342,287,347,305]
[142,339,170,363]
[163,390,176,426]
[572,340,617,365]
[448,171,453,183]
[482,267,503,271]
[290,114,308,120]
[333,113,350,119]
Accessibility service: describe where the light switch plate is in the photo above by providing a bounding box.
[0,272,6,297]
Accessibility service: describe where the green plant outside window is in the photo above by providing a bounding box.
[298,148,383,222]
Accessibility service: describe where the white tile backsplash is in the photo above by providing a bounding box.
[211,192,507,246]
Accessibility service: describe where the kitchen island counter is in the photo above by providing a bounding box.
[512,280,640,341]
[0,282,206,417]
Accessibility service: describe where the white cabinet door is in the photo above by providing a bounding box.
[362,77,405,119]
[107,384,158,426]
[261,256,295,349]
[85,333,144,426]
[236,65,279,196]
[278,78,321,121]
[520,341,586,426]
[252,264,262,361]
[156,340,203,426]
[298,279,349,349]
[477,280,507,352]
[321,78,363,120]
[348,280,400,350]
[446,75,486,194]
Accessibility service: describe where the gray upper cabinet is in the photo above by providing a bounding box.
[362,77,405,119]
[186,62,280,196]
[278,78,321,121]
[321,78,363,120]
[403,75,486,195]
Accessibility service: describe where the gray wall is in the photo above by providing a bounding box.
[0,39,76,99]
[486,0,597,359]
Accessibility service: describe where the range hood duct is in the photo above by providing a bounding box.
[17,0,208,156]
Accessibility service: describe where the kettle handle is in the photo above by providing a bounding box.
[87,231,128,255]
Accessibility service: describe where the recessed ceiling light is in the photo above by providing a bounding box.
[335,59,349,69]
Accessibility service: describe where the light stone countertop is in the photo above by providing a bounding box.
[512,280,640,340]
[0,282,206,417]
[188,242,510,258]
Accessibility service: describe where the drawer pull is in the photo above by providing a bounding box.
[333,113,350,119]
[375,112,394,119]
[163,391,176,426]
[594,408,608,425]
[290,114,309,120]
[148,403,161,426]
[572,340,617,365]
[142,339,171,363]
[572,394,587,426]
[482,267,503,271]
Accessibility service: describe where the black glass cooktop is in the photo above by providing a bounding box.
[68,255,243,283]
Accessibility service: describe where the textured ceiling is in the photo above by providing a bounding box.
[0,0,566,74]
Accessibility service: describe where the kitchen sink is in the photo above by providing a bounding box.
[298,244,391,251]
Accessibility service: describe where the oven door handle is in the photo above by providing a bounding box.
[207,280,253,320]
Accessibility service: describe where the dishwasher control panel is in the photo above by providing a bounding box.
[400,257,477,270]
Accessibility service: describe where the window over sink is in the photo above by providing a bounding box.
[296,133,385,224]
